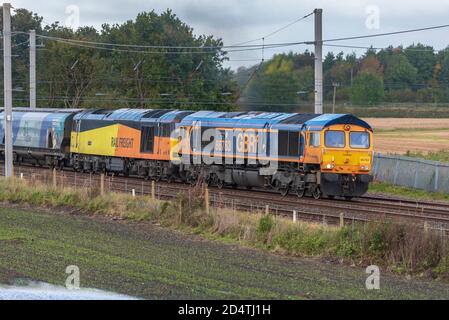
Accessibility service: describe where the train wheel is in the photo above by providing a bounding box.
[296,188,306,199]
[187,175,196,186]
[345,196,353,201]
[312,187,322,200]
[167,176,176,184]
[217,180,224,189]
[280,188,289,197]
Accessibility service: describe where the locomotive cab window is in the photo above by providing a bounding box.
[141,126,155,153]
[325,131,345,148]
[350,132,370,149]
[309,132,321,147]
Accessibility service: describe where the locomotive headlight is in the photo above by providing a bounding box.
[360,165,369,171]
[325,164,335,170]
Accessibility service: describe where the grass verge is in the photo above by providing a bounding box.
[404,150,449,163]
[369,182,449,202]
[1,178,449,281]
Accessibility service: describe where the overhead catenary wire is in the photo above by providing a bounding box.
[36,12,314,50]
[0,95,315,107]
[323,43,446,52]
[232,11,314,46]
[37,34,306,50]
[29,22,449,59]
[37,37,307,55]
[318,23,449,43]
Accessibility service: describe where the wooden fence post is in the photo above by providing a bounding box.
[340,212,345,228]
[265,205,269,215]
[100,173,105,196]
[293,210,297,223]
[151,180,156,200]
[179,201,183,225]
[424,221,429,234]
[205,187,210,214]
[52,168,57,188]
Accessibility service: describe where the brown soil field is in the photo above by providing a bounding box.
[365,118,449,131]
[364,118,449,154]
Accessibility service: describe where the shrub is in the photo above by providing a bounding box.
[257,215,275,244]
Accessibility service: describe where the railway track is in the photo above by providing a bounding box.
[4,164,449,230]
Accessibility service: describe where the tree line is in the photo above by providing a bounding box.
[237,44,449,111]
[2,8,448,113]
[0,8,239,111]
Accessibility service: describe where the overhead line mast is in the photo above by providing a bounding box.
[2,2,13,177]
[30,29,36,109]
[314,8,323,115]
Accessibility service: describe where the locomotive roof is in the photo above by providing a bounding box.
[180,112,372,131]
[304,114,372,131]
[9,108,371,131]
[73,108,194,123]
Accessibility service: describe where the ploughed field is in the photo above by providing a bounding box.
[365,118,449,155]
[1,206,449,299]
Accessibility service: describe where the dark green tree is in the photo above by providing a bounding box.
[383,53,418,90]
[351,73,384,105]
[1,8,239,110]
[404,44,436,84]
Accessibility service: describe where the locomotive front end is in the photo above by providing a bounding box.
[319,123,374,198]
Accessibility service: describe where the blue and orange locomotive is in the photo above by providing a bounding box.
[0,108,374,199]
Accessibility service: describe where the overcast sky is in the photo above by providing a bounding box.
[8,0,449,69]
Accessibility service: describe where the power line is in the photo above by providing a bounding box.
[319,23,449,43]
[0,95,310,107]
[38,36,307,55]
[232,11,314,46]
[38,34,305,50]
[323,43,443,52]
[34,22,449,56]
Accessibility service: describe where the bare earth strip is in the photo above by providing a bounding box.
[363,118,449,154]
[365,118,449,131]
[0,206,448,299]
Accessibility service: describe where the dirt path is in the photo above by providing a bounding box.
[0,206,448,299]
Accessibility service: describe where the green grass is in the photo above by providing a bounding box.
[403,150,449,163]
[369,182,449,202]
[0,207,305,299]
[1,177,449,299]
[1,206,449,299]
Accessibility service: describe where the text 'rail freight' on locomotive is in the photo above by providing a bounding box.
[0,108,374,200]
